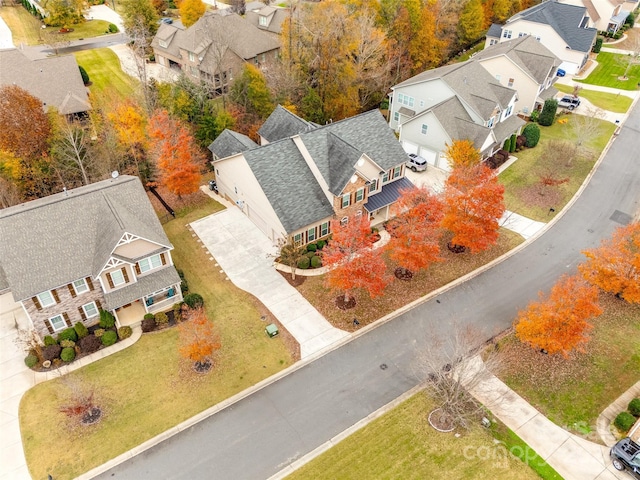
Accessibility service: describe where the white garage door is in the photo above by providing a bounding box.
[419,147,437,167]
[402,141,418,155]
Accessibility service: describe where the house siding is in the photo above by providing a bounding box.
[333,175,369,219]
[389,81,456,131]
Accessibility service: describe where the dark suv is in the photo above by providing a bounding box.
[611,437,640,478]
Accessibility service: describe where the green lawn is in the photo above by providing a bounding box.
[499,117,616,221]
[576,52,640,90]
[496,295,640,433]
[74,48,136,97]
[20,199,296,480]
[288,393,556,480]
[554,83,633,113]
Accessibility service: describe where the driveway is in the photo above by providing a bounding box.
[86,5,124,32]
[0,14,13,49]
[190,202,348,359]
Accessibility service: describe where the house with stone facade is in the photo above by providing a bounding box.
[0,175,182,339]
[151,10,280,95]
[208,107,413,245]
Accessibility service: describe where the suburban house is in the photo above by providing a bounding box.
[245,5,292,37]
[209,107,413,245]
[388,59,525,171]
[560,0,634,33]
[474,35,562,116]
[485,0,598,75]
[0,48,90,116]
[151,10,280,95]
[0,175,183,340]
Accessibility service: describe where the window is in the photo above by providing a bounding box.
[392,166,401,179]
[73,278,89,295]
[342,193,351,208]
[503,29,512,39]
[368,179,378,193]
[340,216,348,227]
[489,39,498,46]
[159,40,167,48]
[393,111,399,121]
[82,302,99,319]
[259,15,268,26]
[534,35,541,42]
[518,32,526,38]
[506,105,513,117]
[294,233,302,246]
[111,269,125,286]
[355,210,362,218]
[508,78,515,87]
[355,188,364,202]
[37,291,56,308]
[49,314,67,332]
[320,222,329,237]
[382,172,389,183]
[307,227,316,242]
[397,92,414,107]
[495,74,501,81]
[189,51,196,62]
[419,100,425,107]
[139,254,162,273]
[488,116,495,128]
[421,124,428,135]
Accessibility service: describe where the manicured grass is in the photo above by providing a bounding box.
[296,229,524,331]
[576,52,640,90]
[0,5,41,45]
[20,199,296,480]
[73,48,136,96]
[554,83,633,113]
[288,393,546,480]
[495,295,640,433]
[49,19,114,41]
[499,116,615,221]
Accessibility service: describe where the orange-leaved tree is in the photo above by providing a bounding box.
[579,222,640,303]
[442,141,505,253]
[514,275,602,357]
[107,98,149,179]
[445,139,481,169]
[386,185,444,278]
[178,306,221,372]
[148,109,203,197]
[322,215,390,304]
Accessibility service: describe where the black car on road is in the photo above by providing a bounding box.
[611,437,640,478]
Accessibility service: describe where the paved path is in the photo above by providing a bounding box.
[597,380,640,447]
[499,210,546,239]
[85,5,124,32]
[190,197,348,359]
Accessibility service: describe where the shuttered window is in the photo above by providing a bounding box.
[49,314,66,332]
[86,277,94,290]
[138,254,162,273]
[36,291,56,308]
[110,269,126,286]
[82,302,99,319]
[73,278,89,295]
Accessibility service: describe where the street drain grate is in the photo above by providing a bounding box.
[610,210,632,225]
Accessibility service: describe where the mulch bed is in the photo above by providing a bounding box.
[335,295,357,310]
[394,267,414,281]
[278,270,306,287]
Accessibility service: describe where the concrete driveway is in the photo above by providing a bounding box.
[190,203,348,359]
[0,14,13,49]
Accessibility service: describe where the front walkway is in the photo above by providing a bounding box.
[190,195,349,359]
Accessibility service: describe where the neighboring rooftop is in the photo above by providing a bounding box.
[208,129,258,158]
[0,48,90,115]
[258,105,315,143]
[245,5,291,35]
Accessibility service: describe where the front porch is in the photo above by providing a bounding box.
[365,176,414,228]
[115,300,146,327]
[113,285,183,328]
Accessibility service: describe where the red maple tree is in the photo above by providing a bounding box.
[148,109,203,197]
[386,186,444,276]
[515,275,602,357]
[579,222,640,303]
[442,159,505,253]
[322,215,390,303]
[178,307,221,370]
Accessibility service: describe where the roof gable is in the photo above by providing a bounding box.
[258,105,314,142]
[208,129,258,158]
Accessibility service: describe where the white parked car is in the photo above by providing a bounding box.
[407,153,428,172]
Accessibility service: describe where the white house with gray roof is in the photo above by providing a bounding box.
[0,176,182,340]
[474,35,562,116]
[485,0,597,75]
[389,59,525,171]
[560,0,634,34]
[211,108,413,245]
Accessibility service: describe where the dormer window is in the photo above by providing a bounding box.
[488,116,495,128]
[259,15,268,26]
[159,39,167,48]
[189,52,196,62]
[138,254,163,274]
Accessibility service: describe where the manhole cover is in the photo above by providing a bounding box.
[380,364,388,370]
[610,210,632,225]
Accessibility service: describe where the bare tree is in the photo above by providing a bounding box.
[618,35,640,80]
[570,106,605,164]
[14,328,44,362]
[128,18,154,114]
[58,375,102,425]
[277,236,307,280]
[0,176,21,208]
[50,117,95,185]
[415,323,504,431]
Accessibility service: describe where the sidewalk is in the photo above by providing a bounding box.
[190,188,349,359]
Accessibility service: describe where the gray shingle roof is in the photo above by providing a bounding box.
[258,105,314,142]
[491,114,526,145]
[487,23,503,38]
[0,176,172,301]
[103,267,181,310]
[509,0,597,52]
[0,49,90,115]
[243,139,335,234]
[428,96,490,150]
[208,129,258,158]
[245,6,290,34]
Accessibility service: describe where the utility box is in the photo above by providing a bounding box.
[265,323,279,338]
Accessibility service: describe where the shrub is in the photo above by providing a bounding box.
[522,123,541,148]
[509,134,517,153]
[74,321,89,338]
[614,412,636,432]
[592,36,603,53]
[173,302,183,321]
[538,99,557,126]
[60,347,76,362]
[94,328,105,338]
[305,251,316,258]
[141,317,156,333]
[155,312,169,326]
[44,335,57,346]
[529,110,540,123]
[297,256,310,269]
[625,12,635,28]
[78,334,101,354]
[628,398,640,417]
[177,269,189,294]
[25,354,38,368]
[144,313,155,321]
[42,344,62,362]
[317,239,327,249]
[118,326,133,340]
[78,65,90,85]
[60,339,75,348]
[184,293,204,309]
[57,327,78,343]
[99,310,116,329]
[307,243,317,252]
[503,138,510,150]
[311,255,322,268]
[101,330,118,346]
[108,22,118,33]
[516,135,527,149]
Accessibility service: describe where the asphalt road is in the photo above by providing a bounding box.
[23,33,128,58]
[98,103,640,480]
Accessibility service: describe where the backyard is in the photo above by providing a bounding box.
[19,194,297,480]
[74,48,136,96]
[287,392,561,480]
[577,51,640,90]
